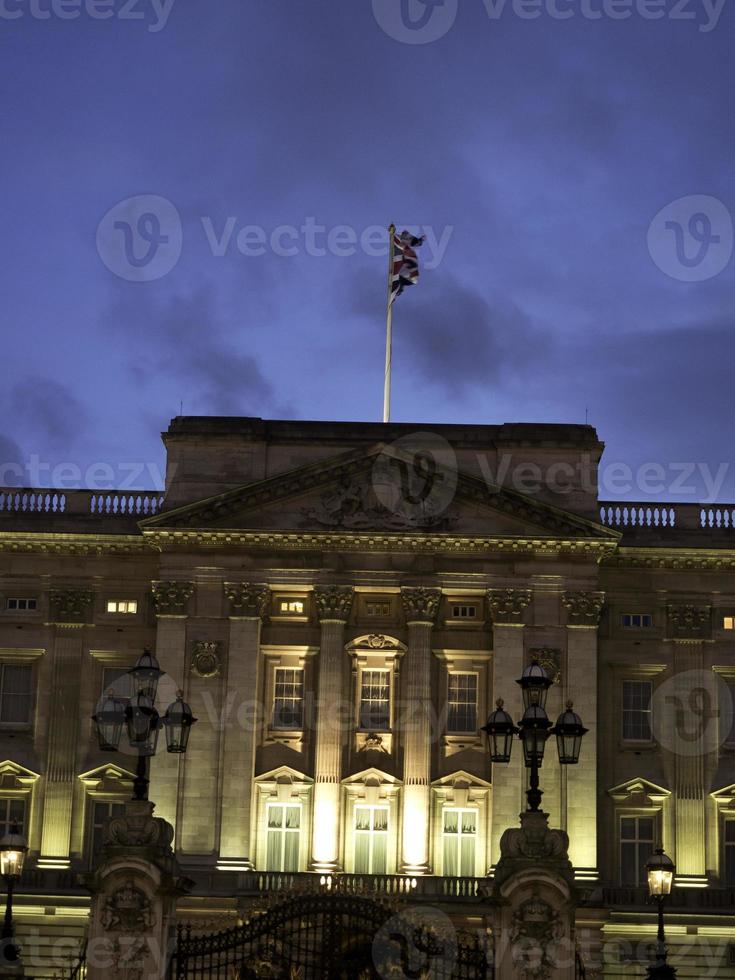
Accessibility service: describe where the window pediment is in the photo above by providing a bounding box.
[607,777,670,805]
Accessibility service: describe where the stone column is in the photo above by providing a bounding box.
[217,583,269,870]
[562,591,604,878]
[310,586,354,872]
[488,589,531,869]
[399,587,441,874]
[148,582,193,836]
[39,588,94,867]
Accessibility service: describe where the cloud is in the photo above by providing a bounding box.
[4,379,88,452]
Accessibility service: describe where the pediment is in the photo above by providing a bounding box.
[143,443,617,543]
[431,769,492,790]
[78,763,135,792]
[342,767,400,786]
[607,776,670,803]
[0,759,40,789]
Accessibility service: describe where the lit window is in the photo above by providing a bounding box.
[272,668,304,730]
[5,598,37,612]
[620,815,655,884]
[622,680,652,741]
[451,604,478,620]
[354,805,388,874]
[725,821,735,885]
[106,600,138,614]
[359,670,390,731]
[0,665,32,725]
[621,614,653,628]
[265,803,301,871]
[447,673,478,734]
[0,798,26,837]
[724,617,735,631]
[442,808,476,877]
[88,800,126,867]
[101,666,135,702]
[277,598,305,616]
[365,601,391,617]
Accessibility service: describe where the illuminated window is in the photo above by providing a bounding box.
[277,598,305,616]
[724,617,735,631]
[359,670,390,730]
[101,666,135,702]
[447,673,478,734]
[0,665,32,725]
[451,604,478,620]
[88,800,126,867]
[365,601,391,617]
[621,614,653,628]
[620,816,655,884]
[442,808,476,877]
[106,600,138,614]
[272,668,304,730]
[354,805,388,874]
[725,821,735,885]
[265,803,300,871]
[622,680,652,741]
[5,598,37,612]
[0,798,26,837]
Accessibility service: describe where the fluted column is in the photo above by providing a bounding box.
[217,583,269,870]
[399,586,441,874]
[310,585,354,872]
[562,590,604,877]
[488,588,531,869]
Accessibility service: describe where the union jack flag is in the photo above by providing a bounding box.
[390,229,425,304]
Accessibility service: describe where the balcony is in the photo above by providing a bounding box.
[0,488,165,534]
[599,501,735,548]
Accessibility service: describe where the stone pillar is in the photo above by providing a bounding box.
[399,587,441,874]
[489,810,578,980]
[562,591,604,878]
[39,588,94,867]
[217,583,269,870]
[488,589,531,869]
[310,586,354,872]
[83,800,192,980]
[148,582,193,836]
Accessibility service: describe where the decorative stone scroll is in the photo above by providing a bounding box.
[400,586,441,624]
[224,582,269,619]
[190,641,221,679]
[48,587,95,625]
[151,580,194,616]
[562,591,604,627]
[667,603,711,640]
[487,588,532,625]
[314,585,354,622]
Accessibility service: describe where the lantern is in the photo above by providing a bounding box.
[516,660,553,709]
[163,692,197,754]
[551,701,588,765]
[92,693,125,752]
[481,699,519,764]
[646,847,675,898]
[519,704,551,768]
[0,823,27,880]
[128,649,164,702]
[125,692,161,756]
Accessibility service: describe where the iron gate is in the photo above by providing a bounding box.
[168,893,492,979]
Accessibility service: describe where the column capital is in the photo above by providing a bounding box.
[400,586,441,625]
[224,582,269,619]
[151,580,194,617]
[487,588,531,626]
[314,585,354,623]
[48,587,95,626]
[667,602,711,641]
[562,590,604,628]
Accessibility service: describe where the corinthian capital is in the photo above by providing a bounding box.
[49,587,95,626]
[562,591,604,627]
[224,582,269,619]
[401,587,441,625]
[487,588,532,625]
[314,585,354,622]
[667,603,711,640]
[151,581,194,617]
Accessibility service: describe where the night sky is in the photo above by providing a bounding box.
[2,0,733,501]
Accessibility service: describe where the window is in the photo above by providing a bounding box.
[277,598,305,616]
[724,617,735,631]
[265,803,300,871]
[106,600,138,614]
[451,604,477,620]
[442,808,476,877]
[0,665,32,725]
[0,798,26,837]
[5,598,37,612]
[725,821,735,885]
[102,666,135,701]
[622,680,652,741]
[272,668,304,730]
[620,816,656,884]
[365,601,391,617]
[621,614,653,628]
[88,800,126,866]
[354,805,388,874]
[447,674,478,734]
[359,670,390,730]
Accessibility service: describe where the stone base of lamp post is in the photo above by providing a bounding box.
[82,799,192,980]
[489,810,580,980]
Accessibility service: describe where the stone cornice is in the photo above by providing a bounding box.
[602,547,735,570]
[0,532,152,556]
[314,585,354,622]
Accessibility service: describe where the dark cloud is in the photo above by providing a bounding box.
[0,436,26,488]
[5,379,88,452]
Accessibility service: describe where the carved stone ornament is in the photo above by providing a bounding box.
[362,733,386,751]
[401,586,441,624]
[487,588,532,625]
[151,580,194,616]
[314,585,354,622]
[529,648,562,685]
[48,587,95,625]
[105,800,175,853]
[510,888,564,980]
[101,879,154,934]
[224,582,269,619]
[667,603,711,639]
[367,634,389,649]
[562,590,604,627]
[494,810,573,889]
[191,640,221,678]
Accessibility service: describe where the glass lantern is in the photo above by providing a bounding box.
[550,701,588,765]
[0,823,28,880]
[519,704,552,767]
[92,693,126,752]
[516,660,553,709]
[128,649,164,702]
[481,699,519,763]
[646,847,675,897]
[125,692,161,756]
[163,693,197,754]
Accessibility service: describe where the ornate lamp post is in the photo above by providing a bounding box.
[92,649,197,801]
[481,660,588,811]
[0,822,27,970]
[645,847,677,978]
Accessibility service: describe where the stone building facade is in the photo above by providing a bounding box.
[0,416,734,977]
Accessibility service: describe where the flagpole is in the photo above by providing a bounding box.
[383,223,395,423]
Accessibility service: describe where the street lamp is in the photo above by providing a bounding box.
[0,822,28,967]
[645,847,677,978]
[92,650,197,801]
[481,661,588,812]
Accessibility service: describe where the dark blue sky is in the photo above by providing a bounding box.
[2,0,734,500]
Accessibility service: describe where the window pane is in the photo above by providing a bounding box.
[0,665,32,724]
[622,681,652,740]
[272,668,304,729]
[0,799,26,836]
[360,670,390,730]
[447,674,478,733]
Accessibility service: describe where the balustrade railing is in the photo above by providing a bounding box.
[0,488,165,518]
[234,870,485,899]
[599,501,735,532]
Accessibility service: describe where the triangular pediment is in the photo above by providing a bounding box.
[607,776,670,803]
[431,769,492,790]
[143,443,618,543]
[342,767,400,786]
[78,763,136,790]
[0,759,40,788]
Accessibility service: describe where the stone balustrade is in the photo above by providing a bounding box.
[0,487,165,526]
[599,501,735,534]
